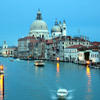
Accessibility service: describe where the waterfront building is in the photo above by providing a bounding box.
[91,42,100,47]
[78,50,100,64]
[45,39,53,60]
[44,35,90,61]
[51,37,60,60]
[18,36,36,59]
[78,51,85,64]
[17,9,100,63]
[18,9,50,59]
[58,36,90,61]
[60,36,90,48]
[64,45,83,62]
[88,50,100,63]
[1,41,16,57]
[28,39,39,59]
[31,39,46,60]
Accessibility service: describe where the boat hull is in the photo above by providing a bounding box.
[34,60,45,66]
[57,89,68,99]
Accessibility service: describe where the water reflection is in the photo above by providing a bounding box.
[0,74,4,100]
[86,65,92,92]
[34,66,44,78]
[35,66,44,73]
[86,65,92,100]
[56,63,60,77]
[35,66,39,73]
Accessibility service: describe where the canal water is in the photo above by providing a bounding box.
[0,57,100,100]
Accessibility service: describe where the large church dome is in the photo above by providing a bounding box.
[29,9,49,39]
[30,20,48,31]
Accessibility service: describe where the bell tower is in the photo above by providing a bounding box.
[62,20,67,36]
[3,41,8,49]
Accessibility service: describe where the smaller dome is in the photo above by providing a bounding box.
[51,25,61,32]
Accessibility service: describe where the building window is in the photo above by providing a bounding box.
[41,25,42,29]
[64,28,66,30]
[11,51,13,55]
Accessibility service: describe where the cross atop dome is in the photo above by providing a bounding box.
[55,19,58,25]
[63,20,66,24]
[36,9,42,20]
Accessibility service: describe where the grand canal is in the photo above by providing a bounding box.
[0,57,100,100]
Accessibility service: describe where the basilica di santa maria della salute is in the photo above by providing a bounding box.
[17,9,68,59]
[29,9,49,39]
[17,9,91,61]
[1,9,99,65]
[28,9,67,39]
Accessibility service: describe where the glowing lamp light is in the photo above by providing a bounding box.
[56,57,60,61]
[86,61,90,65]
[0,65,3,71]
[35,63,38,66]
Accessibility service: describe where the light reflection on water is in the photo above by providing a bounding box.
[0,74,4,100]
[86,65,92,100]
[56,63,60,78]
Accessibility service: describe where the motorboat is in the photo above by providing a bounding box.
[34,60,45,66]
[16,58,20,61]
[57,88,68,99]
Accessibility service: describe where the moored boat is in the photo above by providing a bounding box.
[34,60,45,66]
[16,58,20,61]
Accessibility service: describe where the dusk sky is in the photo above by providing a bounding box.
[0,0,100,46]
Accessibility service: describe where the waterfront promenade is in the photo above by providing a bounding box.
[0,57,100,100]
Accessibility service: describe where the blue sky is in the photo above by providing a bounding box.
[0,0,100,46]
